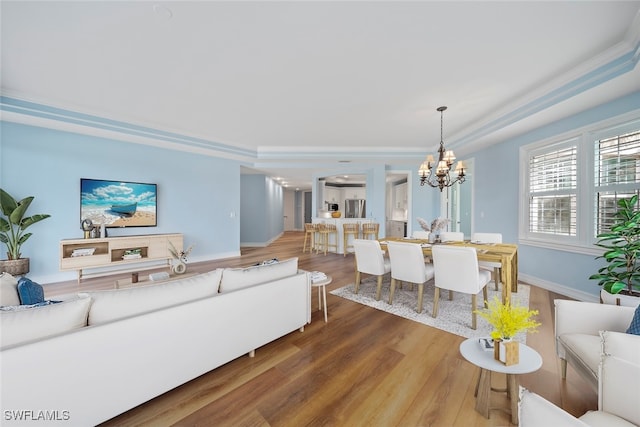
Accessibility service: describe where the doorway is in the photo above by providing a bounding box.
[441,158,473,237]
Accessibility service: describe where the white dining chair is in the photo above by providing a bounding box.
[386,241,435,313]
[411,230,430,239]
[353,239,391,301]
[439,231,464,242]
[431,245,491,329]
[471,232,503,290]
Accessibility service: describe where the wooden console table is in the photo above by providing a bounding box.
[59,233,183,283]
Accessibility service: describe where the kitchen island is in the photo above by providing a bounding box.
[312,217,375,255]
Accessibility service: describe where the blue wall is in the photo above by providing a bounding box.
[0,121,243,283]
[470,91,640,300]
[1,90,638,299]
[240,174,284,245]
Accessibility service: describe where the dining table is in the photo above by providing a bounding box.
[378,237,519,304]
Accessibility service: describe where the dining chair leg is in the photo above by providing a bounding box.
[471,294,477,329]
[482,286,488,308]
[417,283,424,313]
[449,290,453,301]
[354,271,361,294]
[432,287,440,318]
[388,278,397,304]
[494,267,501,291]
[375,275,384,301]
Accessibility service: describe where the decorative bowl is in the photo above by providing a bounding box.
[331,211,342,218]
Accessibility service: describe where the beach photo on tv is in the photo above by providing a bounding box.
[80,179,157,228]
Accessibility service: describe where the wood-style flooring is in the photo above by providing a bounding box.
[43,231,597,426]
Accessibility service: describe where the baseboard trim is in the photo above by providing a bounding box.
[518,273,599,303]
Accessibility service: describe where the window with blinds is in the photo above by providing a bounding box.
[520,114,640,251]
[528,145,577,236]
[594,130,640,235]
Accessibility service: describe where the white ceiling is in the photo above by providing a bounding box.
[2,1,640,189]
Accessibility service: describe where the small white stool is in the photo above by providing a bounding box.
[311,274,332,322]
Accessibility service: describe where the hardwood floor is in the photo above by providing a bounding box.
[44,231,597,426]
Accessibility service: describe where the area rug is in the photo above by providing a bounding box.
[330,276,531,342]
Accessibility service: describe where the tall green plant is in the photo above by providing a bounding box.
[589,194,640,295]
[0,189,51,260]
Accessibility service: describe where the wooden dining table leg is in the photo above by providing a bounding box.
[501,254,512,304]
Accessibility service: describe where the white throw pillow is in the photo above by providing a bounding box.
[0,272,20,307]
[86,269,222,326]
[0,294,91,349]
[219,257,298,293]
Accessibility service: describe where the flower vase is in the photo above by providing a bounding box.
[494,338,519,366]
[173,261,187,275]
[429,233,436,244]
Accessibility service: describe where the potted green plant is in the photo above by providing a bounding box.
[0,188,51,276]
[589,194,640,306]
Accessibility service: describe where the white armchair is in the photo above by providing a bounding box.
[554,300,637,392]
[519,349,640,427]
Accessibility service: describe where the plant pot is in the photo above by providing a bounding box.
[600,289,640,307]
[0,258,30,276]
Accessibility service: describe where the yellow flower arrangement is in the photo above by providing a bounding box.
[475,296,541,340]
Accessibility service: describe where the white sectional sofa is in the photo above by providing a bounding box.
[0,258,311,426]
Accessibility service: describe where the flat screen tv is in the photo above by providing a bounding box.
[80,178,157,228]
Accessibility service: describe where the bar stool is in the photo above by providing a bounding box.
[362,222,380,240]
[316,223,338,255]
[303,223,318,253]
[342,222,359,257]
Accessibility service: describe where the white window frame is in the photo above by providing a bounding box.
[519,110,640,255]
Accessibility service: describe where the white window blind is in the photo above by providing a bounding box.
[528,146,577,236]
[594,130,640,235]
[520,113,640,253]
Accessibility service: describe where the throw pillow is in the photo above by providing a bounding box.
[626,305,640,335]
[0,272,20,306]
[86,269,222,326]
[17,277,45,305]
[0,294,91,349]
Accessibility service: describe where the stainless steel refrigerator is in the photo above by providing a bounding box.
[345,199,366,218]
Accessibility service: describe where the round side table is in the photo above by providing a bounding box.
[311,274,332,322]
[459,338,542,425]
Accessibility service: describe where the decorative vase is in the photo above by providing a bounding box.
[494,338,519,366]
[0,258,29,276]
[429,233,436,244]
[173,261,187,275]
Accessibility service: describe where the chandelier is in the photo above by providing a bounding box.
[418,106,466,191]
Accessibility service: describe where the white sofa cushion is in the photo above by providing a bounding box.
[86,269,222,326]
[219,257,298,293]
[0,272,20,306]
[0,294,91,349]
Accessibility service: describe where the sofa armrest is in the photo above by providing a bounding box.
[599,354,640,425]
[518,387,589,427]
[555,300,635,339]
